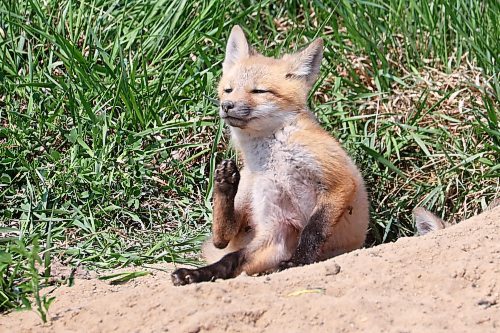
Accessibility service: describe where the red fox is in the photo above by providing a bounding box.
[172,26,369,286]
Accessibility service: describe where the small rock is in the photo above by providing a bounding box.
[325,262,341,276]
[477,299,497,308]
[187,325,201,333]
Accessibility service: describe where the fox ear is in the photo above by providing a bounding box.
[413,207,445,236]
[223,25,250,72]
[285,38,323,85]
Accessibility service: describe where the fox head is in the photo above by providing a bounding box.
[218,25,323,135]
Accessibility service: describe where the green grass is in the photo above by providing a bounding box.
[1,0,498,316]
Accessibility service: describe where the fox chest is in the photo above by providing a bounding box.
[236,137,321,227]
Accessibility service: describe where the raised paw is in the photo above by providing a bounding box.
[171,268,201,286]
[214,159,240,194]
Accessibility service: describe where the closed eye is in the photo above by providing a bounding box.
[224,88,233,93]
[251,89,269,94]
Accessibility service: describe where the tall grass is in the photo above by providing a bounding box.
[1,0,498,314]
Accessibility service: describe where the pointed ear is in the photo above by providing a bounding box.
[223,25,250,72]
[285,38,323,84]
[413,207,446,236]
[485,197,500,211]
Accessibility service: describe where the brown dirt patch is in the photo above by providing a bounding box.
[2,207,499,333]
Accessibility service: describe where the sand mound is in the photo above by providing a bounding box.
[2,207,499,333]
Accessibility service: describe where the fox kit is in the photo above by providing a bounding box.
[171,26,369,286]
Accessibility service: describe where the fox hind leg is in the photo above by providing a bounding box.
[171,223,300,285]
[279,206,329,269]
[171,250,244,286]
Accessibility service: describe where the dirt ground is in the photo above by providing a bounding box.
[2,207,499,333]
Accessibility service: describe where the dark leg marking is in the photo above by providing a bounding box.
[212,159,240,249]
[171,250,245,286]
[279,207,329,269]
[214,159,240,196]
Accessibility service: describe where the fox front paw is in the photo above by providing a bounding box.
[215,159,240,195]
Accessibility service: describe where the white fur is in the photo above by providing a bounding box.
[204,113,369,268]
[225,102,295,138]
[233,118,321,237]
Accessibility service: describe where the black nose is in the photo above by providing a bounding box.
[221,101,234,112]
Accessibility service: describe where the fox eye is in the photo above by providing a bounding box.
[224,88,233,93]
[251,89,269,94]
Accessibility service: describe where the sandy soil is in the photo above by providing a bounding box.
[2,206,499,333]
